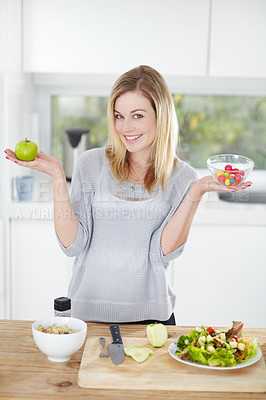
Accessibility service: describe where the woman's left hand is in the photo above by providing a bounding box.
[192,175,252,197]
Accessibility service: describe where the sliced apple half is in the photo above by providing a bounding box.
[124,346,153,363]
[146,323,168,347]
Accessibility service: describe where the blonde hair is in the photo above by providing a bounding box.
[106,65,179,192]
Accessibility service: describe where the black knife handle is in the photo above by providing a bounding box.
[109,324,123,344]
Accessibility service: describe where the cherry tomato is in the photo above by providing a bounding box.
[231,335,239,342]
[206,327,215,334]
[214,339,222,347]
[194,341,198,347]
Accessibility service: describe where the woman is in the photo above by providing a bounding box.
[5,65,252,325]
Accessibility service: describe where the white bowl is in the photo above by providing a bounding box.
[207,154,254,187]
[32,317,87,362]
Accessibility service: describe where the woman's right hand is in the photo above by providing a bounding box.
[4,149,65,180]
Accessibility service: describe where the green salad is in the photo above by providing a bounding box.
[176,321,258,367]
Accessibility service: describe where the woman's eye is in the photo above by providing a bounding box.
[134,114,143,119]
[115,114,123,119]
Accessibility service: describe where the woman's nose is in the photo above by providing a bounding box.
[122,117,134,132]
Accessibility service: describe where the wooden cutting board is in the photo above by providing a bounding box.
[78,336,266,392]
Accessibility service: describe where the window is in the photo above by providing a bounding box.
[52,96,108,162]
[175,95,266,169]
[52,94,266,169]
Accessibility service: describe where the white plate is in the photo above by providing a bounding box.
[168,341,262,370]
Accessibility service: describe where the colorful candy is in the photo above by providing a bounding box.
[235,173,242,184]
[225,164,232,171]
[216,165,245,187]
[218,174,226,183]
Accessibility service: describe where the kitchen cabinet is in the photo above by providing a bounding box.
[210,0,266,77]
[22,0,209,76]
[10,219,73,319]
[172,223,266,328]
[167,185,266,329]
[22,0,266,79]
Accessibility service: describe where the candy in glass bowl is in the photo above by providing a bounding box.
[207,154,254,187]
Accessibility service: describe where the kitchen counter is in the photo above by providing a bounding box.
[0,320,266,399]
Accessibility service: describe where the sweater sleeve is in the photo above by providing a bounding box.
[149,204,186,268]
[149,161,199,267]
[56,151,97,257]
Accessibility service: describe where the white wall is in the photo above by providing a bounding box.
[0,0,39,318]
[0,0,21,73]
[0,0,23,318]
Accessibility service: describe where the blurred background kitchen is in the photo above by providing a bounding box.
[0,0,266,326]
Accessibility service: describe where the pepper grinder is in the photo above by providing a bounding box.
[54,297,71,317]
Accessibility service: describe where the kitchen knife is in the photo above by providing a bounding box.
[108,324,125,365]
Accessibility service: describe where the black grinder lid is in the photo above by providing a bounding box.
[54,297,71,311]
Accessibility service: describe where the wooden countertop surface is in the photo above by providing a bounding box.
[0,320,266,400]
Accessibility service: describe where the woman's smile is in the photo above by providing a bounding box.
[124,134,143,142]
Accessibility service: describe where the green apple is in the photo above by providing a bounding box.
[124,346,153,363]
[146,323,168,347]
[15,138,38,161]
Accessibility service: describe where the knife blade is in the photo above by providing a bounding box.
[108,324,125,365]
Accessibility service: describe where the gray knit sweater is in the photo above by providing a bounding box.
[57,147,198,322]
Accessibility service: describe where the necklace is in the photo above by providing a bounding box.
[128,169,143,191]
[126,160,151,191]
[129,164,148,183]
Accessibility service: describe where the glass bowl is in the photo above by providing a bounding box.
[207,154,254,187]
